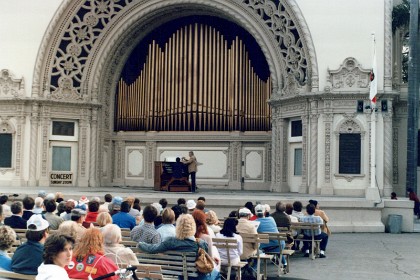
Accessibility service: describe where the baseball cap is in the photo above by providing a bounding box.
[71,208,86,218]
[239,208,252,215]
[186,200,196,210]
[27,215,49,231]
[254,204,265,214]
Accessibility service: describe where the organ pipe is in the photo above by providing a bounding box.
[115,23,271,131]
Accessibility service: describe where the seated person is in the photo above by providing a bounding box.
[255,204,286,266]
[299,203,329,258]
[11,215,50,275]
[22,196,35,221]
[165,157,190,190]
[37,233,75,280]
[138,214,220,280]
[0,225,17,271]
[215,218,243,266]
[102,224,139,266]
[112,201,136,230]
[65,228,119,280]
[4,202,27,229]
[130,205,161,244]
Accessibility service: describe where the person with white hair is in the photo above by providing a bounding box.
[236,207,258,261]
[138,214,220,280]
[102,224,139,265]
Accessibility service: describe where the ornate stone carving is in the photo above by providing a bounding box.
[324,57,370,92]
[338,119,362,134]
[392,127,398,184]
[384,0,393,91]
[0,69,24,98]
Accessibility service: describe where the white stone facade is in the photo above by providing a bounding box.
[0,0,411,200]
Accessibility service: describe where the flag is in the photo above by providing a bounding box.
[369,37,377,104]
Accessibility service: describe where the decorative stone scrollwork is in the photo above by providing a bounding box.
[0,69,24,98]
[338,119,362,134]
[324,57,371,93]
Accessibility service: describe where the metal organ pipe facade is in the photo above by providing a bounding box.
[115,23,271,132]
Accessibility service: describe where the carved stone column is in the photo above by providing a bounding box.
[15,109,25,180]
[321,100,334,195]
[89,108,98,187]
[78,109,89,187]
[38,106,50,187]
[384,0,393,91]
[29,103,39,186]
[299,115,309,193]
[270,107,282,192]
[383,108,393,196]
[229,141,242,190]
[309,111,319,194]
[145,141,156,187]
[113,140,125,186]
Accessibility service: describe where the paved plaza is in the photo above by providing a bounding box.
[267,232,420,280]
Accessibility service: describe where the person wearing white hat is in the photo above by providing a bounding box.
[186,200,196,212]
[11,215,50,275]
[236,207,258,260]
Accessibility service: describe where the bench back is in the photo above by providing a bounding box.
[136,250,198,279]
[135,264,164,280]
[0,271,35,280]
[212,237,239,266]
[291,222,320,239]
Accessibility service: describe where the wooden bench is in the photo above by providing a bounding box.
[136,250,199,279]
[212,237,247,280]
[135,264,164,280]
[291,222,322,260]
[263,232,294,275]
[0,271,35,280]
[240,233,272,280]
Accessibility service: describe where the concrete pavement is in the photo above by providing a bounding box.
[267,233,420,280]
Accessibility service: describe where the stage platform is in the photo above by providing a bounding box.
[0,185,416,233]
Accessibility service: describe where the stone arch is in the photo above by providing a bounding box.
[33,0,318,102]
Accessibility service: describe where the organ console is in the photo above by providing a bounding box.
[154,161,191,192]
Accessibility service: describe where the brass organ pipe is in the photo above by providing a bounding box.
[182,26,187,130]
[164,41,169,130]
[210,27,216,131]
[175,29,180,130]
[214,31,220,131]
[200,24,205,131]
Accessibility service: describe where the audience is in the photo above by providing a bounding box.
[65,227,119,280]
[102,224,139,266]
[192,209,220,271]
[126,196,141,223]
[112,201,136,230]
[138,214,220,280]
[60,200,75,221]
[271,201,291,229]
[57,221,80,244]
[157,208,176,241]
[12,215,49,275]
[206,210,221,234]
[236,207,258,261]
[4,201,27,229]
[99,193,112,213]
[299,203,329,258]
[85,200,100,223]
[33,197,44,215]
[215,218,243,266]
[309,199,330,235]
[0,195,11,218]
[0,225,17,271]
[96,212,113,228]
[36,233,74,280]
[22,196,35,220]
[130,205,161,244]
[70,209,87,238]
[44,199,63,230]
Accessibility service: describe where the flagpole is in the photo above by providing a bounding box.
[366,33,381,203]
